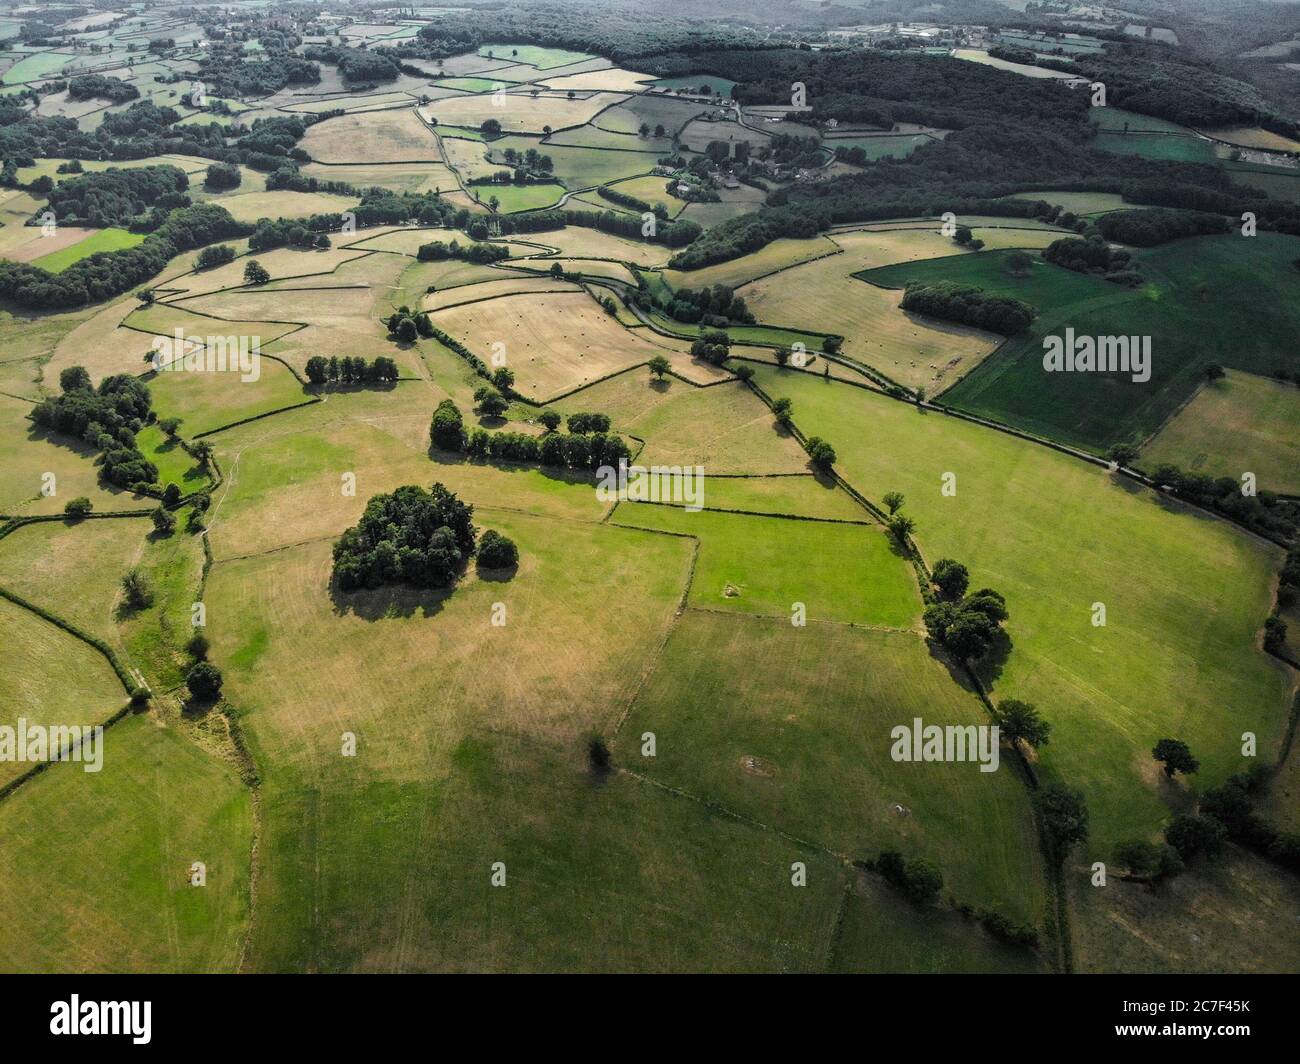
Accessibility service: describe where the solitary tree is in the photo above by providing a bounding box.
[186,661,223,702]
[151,506,176,535]
[882,491,905,515]
[992,699,1051,751]
[648,354,671,380]
[243,259,270,285]
[1036,783,1089,858]
[1152,738,1199,779]
[772,397,793,426]
[1106,443,1139,468]
[538,410,562,432]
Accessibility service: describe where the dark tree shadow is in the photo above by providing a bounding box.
[475,562,517,582]
[971,627,1013,689]
[923,635,982,697]
[649,376,672,393]
[329,577,457,621]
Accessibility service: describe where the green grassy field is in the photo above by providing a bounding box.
[477,44,593,69]
[748,365,1292,856]
[829,134,934,161]
[0,713,252,973]
[31,227,146,272]
[1093,131,1220,164]
[475,182,566,212]
[613,502,921,628]
[1140,370,1300,493]
[0,595,126,789]
[870,237,1300,451]
[616,611,1045,923]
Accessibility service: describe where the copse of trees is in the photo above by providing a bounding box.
[332,483,477,591]
[304,356,399,387]
[32,368,158,490]
[652,282,754,327]
[923,587,1009,662]
[900,282,1035,336]
[67,75,139,104]
[430,398,467,452]
[196,244,236,269]
[1095,208,1230,247]
[1042,235,1141,285]
[463,428,632,472]
[476,529,519,570]
[40,164,191,227]
[416,238,512,263]
[204,162,242,190]
[875,851,943,905]
[566,412,611,434]
[689,329,732,366]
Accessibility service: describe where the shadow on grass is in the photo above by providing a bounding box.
[329,575,457,621]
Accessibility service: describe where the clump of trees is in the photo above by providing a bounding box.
[204,162,242,191]
[923,587,1009,662]
[304,355,398,387]
[566,412,611,434]
[384,306,434,343]
[67,75,140,104]
[1096,208,1229,247]
[430,398,467,452]
[196,244,236,270]
[416,239,511,263]
[186,661,223,703]
[32,368,158,490]
[900,282,1035,336]
[1042,236,1141,285]
[477,529,518,570]
[41,165,191,228]
[875,850,943,905]
[689,329,732,366]
[655,283,754,327]
[463,428,631,472]
[332,483,478,591]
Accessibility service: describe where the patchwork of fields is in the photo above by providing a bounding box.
[2,15,1298,982]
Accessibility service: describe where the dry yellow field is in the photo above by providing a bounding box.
[1206,126,1300,152]
[430,289,709,399]
[521,226,672,267]
[539,67,655,93]
[663,236,840,290]
[509,257,638,283]
[421,90,629,134]
[739,227,1064,389]
[300,108,443,163]
[565,373,813,474]
[300,162,459,196]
